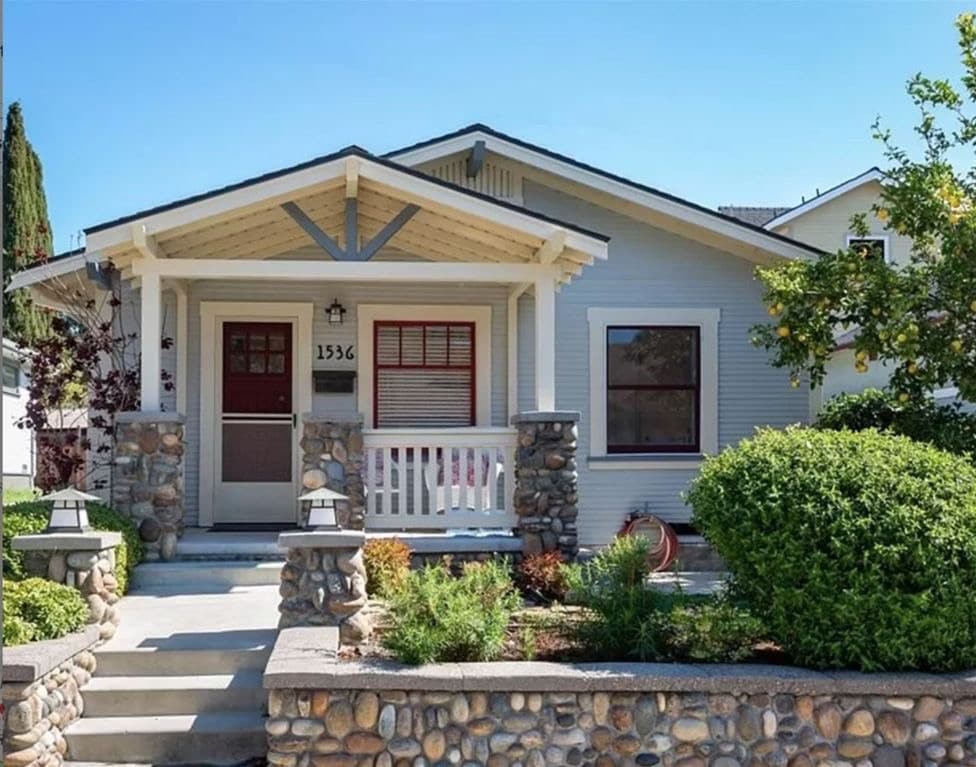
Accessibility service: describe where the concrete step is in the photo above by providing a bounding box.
[675,536,726,572]
[131,561,282,590]
[95,644,273,677]
[65,712,266,765]
[83,672,266,717]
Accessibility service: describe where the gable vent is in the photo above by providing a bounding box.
[421,157,523,203]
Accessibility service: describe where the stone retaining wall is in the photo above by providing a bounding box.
[512,412,580,558]
[264,629,976,767]
[113,412,185,561]
[301,414,365,530]
[1,625,99,767]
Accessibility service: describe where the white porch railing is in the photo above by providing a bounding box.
[362,427,517,531]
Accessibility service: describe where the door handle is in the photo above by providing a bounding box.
[293,413,297,428]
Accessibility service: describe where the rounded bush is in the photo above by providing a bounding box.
[4,578,89,643]
[816,388,976,461]
[3,613,36,646]
[687,426,976,671]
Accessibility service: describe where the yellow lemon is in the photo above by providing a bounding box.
[768,306,780,317]
[855,351,869,362]
[951,339,964,352]
[877,207,889,221]
[871,307,881,316]
[796,334,807,343]
[970,300,976,313]
[790,377,800,389]
[896,333,908,344]
[908,363,918,374]
[898,392,910,403]
[777,326,791,338]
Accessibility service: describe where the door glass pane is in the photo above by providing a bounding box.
[229,333,247,352]
[268,332,286,351]
[222,423,292,482]
[248,356,267,374]
[229,353,247,373]
[268,353,286,374]
[249,334,266,351]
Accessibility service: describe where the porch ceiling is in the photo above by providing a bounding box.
[90,149,608,285]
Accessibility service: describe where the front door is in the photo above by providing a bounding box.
[214,321,297,524]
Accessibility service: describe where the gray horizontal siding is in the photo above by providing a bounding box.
[522,180,810,545]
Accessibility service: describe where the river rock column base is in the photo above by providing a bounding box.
[511,411,580,559]
[277,530,371,644]
[300,414,365,530]
[11,532,123,641]
[113,411,185,561]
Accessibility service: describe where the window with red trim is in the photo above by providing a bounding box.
[374,321,475,427]
[606,326,700,453]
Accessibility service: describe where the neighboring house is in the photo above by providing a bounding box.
[9,124,818,546]
[723,167,971,413]
[2,339,35,490]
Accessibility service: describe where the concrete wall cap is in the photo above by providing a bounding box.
[2,625,99,683]
[510,411,581,425]
[262,654,976,697]
[12,531,123,551]
[115,411,186,424]
[278,530,366,550]
[303,412,364,425]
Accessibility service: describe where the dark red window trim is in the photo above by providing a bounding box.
[606,325,701,454]
[373,320,476,428]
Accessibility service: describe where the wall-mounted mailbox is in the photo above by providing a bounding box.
[313,370,356,394]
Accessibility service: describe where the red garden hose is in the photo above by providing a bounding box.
[617,512,680,572]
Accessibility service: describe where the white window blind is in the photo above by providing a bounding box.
[374,322,475,427]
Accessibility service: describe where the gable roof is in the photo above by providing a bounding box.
[764,167,883,229]
[385,123,824,261]
[717,206,791,227]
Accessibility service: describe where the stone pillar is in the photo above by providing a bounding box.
[300,414,365,530]
[11,532,124,641]
[113,412,185,561]
[511,411,580,558]
[277,530,371,644]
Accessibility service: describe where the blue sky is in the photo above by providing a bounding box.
[4,1,968,253]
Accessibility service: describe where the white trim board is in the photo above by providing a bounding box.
[765,168,883,229]
[356,304,493,429]
[587,307,720,461]
[198,301,314,527]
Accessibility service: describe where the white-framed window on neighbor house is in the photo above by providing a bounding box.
[846,235,890,263]
[588,308,719,464]
[3,359,20,394]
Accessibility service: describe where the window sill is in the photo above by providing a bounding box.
[588,455,704,471]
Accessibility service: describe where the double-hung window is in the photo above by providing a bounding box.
[588,308,719,461]
[3,359,20,394]
[606,326,700,453]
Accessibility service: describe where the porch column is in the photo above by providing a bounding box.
[140,271,162,411]
[534,277,556,411]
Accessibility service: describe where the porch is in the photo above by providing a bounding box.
[91,147,606,557]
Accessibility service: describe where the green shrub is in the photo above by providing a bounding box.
[363,537,412,598]
[4,578,89,643]
[688,426,976,671]
[383,559,521,664]
[563,535,669,660]
[657,599,765,663]
[816,388,976,461]
[3,613,36,646]
[2,500,143,593]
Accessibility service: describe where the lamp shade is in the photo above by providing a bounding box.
[298,487,348,529]
[39,488,101,532]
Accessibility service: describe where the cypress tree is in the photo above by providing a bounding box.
[3,101,53,344]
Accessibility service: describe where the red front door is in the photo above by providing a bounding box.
[217,321,296,524]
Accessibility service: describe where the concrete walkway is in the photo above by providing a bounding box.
[647,570,728,595]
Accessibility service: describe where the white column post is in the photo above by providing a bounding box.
[507,291,519,419]
[140,271,162,411]
[533,277,556,412]
[173,282,188,414]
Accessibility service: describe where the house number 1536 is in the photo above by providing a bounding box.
[317,344,355,361]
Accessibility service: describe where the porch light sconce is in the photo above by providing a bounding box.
[327,299,347,326]
[41,487,101,533]
[299,487,348,530]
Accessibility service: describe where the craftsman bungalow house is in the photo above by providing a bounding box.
[9,125,817,548]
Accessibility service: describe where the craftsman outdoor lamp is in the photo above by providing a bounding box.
[327,298,347,326]
[41,487,101,533]
[299,487,348,530]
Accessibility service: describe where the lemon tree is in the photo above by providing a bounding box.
[753,14,976,403]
